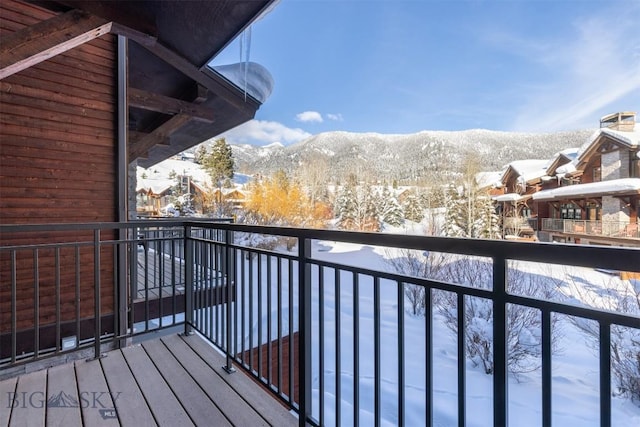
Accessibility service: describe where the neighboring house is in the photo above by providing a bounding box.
[136,177,174,217]
[489,112,639,246]
[533,112,639,246]
[136,157,250,216]
[492,159,549,238]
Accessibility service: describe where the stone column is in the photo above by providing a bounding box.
[600,150,630,223]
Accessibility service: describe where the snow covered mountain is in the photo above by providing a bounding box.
[229,129,595,182]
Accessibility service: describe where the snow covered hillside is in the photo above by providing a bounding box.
[222,129,595,182]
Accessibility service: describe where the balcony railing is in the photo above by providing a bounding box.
[1,221,639,426]
[541,218,640,238]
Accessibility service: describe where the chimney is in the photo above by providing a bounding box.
[599,111,636,132]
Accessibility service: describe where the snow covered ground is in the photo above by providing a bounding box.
[306,242,640,427]
[231,236,640,426]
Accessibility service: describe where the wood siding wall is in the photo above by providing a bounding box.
[0,0,118,337]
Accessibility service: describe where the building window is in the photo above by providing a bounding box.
[560,203,581,220]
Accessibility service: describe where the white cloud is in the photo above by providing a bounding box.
[327,113,344,121]
[295,111,324,123]
[508,7,640,132]
[218,120,311,146]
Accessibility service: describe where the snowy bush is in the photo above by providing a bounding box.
[561,275,640,403]
[385,249,448,315]
[437,260,561,376]
[387,254,561,375]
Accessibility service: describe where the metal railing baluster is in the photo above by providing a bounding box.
[55,248,60,354]
[34,248,39,361]
[319,266,325,426]
[224,229,236,373]
[374,275,381,427]
[493,257,508,427]
[335,267,341,427]
[267,254,272,386]
[398,281,405,426]
[599,322,611,427]
[353,272,360,427]
[457,292,466,427]
[542,309,552,426]
[92,230,101,359]
[298,237,312,427]
[184,225,193,336]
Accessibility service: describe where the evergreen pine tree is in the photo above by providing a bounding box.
[444,184,499,238]
[351,183,378,231]
[202,138,234,215]
[375,187,404,226]
[335,180,378,231]
[402,192,424,223]
[444,184,464,237]
[335,184,355,230]
[194,145,208,164]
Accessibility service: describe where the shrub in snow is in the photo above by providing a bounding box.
[561,275,640,403]
[385,249,448,315]
[436,260,561,376]
[387,253,561,376]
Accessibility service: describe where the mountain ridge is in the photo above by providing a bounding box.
[226,128,596,182]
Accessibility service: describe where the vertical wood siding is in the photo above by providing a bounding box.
[0,0,118,338]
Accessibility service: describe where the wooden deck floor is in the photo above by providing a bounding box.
[0,334,297,427]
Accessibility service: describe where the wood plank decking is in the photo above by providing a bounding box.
[0,334,297,427]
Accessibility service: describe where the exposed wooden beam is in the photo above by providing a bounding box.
[129,114,191,161]
[54,1,158,39]
[109,22,157,47]
[570,199,586,209]
[0,10,112,80]
[128,130,170,147]
[128,87,215,123]
[125,33,259,114]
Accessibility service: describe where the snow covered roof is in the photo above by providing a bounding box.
[476,171,503,189]
[602,125,640,147]
[210,62,274,104]
[502,159,549,183]
[493,193,528,202]
[136,177,174,195]
[576,124,639,163]
[532,178,640,201]
[545,147,580,176]
[555,162,577,175]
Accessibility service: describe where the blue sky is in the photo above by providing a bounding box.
[214,0,640,146]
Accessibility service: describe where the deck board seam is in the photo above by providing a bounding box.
[178,334,289,427]
[44,367,49,427]
[139,341,200,427]
[73,363,85,426]
[153,337,235,426]
[116,348,161,427]
[5,377,18,427]
[157,337,236,426]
